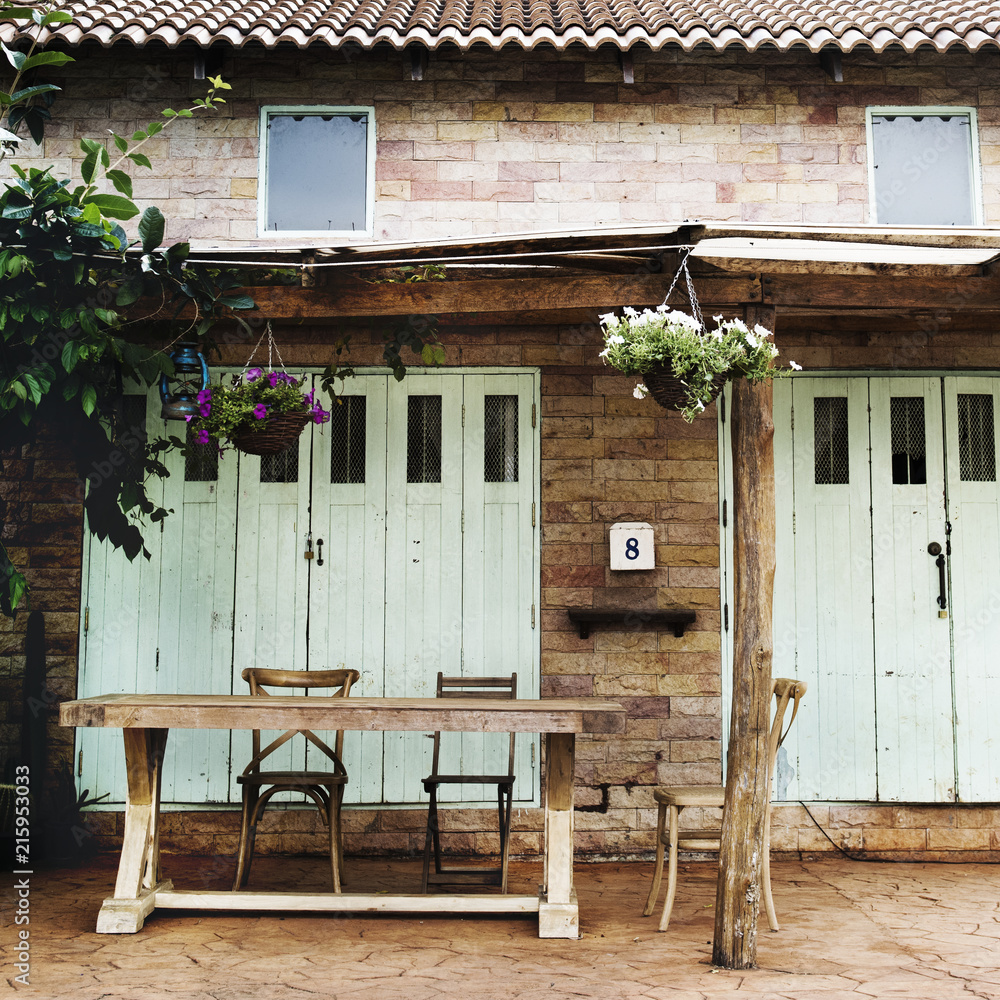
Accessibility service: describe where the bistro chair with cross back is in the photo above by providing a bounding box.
[643,677,807,931]
[232,667,360,892]
[421,672,518,893]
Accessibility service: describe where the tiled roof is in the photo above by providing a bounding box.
[1,1,998,53]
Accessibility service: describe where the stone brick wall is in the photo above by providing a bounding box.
[1,43,999,240]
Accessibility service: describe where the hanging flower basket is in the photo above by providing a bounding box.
[641,362,729,413]
[230,409,312,456]
[186,367,330,454]
[598,252,798,421]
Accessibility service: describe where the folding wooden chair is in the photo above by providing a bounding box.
[421,672,518,893]
[233,667,360,891]
[643,677,807,930]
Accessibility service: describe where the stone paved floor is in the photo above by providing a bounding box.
[4,854,999,999]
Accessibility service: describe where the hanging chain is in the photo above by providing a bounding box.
[659,247,706,330]
[240,322,289,377]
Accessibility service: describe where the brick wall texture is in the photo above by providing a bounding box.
[2,44,1000,238]
[2,41,999,861]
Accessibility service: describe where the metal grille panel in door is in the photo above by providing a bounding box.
[330,395,366,484]
[260,447,299,484]
[484,395,518,482]
[407,395,442,483]
[957,394,997,482]
[813,397,849,484]
[890,396,927,484]
[184,425,219,482]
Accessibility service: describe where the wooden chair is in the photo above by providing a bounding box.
[232,667,360,891]
[421,672,518,893]
[643,677,807,931]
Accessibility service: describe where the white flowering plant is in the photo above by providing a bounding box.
[599,306,799,421]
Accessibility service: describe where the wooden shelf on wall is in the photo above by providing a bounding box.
[566,609,697,640]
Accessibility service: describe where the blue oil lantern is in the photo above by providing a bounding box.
[159,341,209,420]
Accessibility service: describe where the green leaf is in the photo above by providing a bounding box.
[218,294,254,310]
[86,194,139,220]
[1,42,26,71]
[80,384,97,416]
[115,275,145,307]
[21,372,42,404]
[40,10,73,24]
[1,203,32,220]
[61,339,79,373]
[138,206,165,252]
[80,148,99,185]
[1,8,37,20]
[21,51,75,71]
[9,84,61,104]
[127,152,152,170]
[111,132,128,153]
[106,169,133,198]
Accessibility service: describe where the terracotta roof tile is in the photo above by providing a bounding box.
[1,0,998,52]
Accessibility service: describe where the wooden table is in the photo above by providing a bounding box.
[60,693,626,939]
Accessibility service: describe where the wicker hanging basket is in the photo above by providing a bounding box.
[230,410,311,456]
[643,363,727,413]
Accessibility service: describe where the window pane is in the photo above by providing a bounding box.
[265,112,368,232]
[407,395,442,484]
[485,395,518,482]
[890,396,927,485]
[330,395,366,484]
[871,113,975,225]
[260,447,299,484]
[814,397,849,485]
[958,394,996,482]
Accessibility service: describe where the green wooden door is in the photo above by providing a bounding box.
[77,371,540,808]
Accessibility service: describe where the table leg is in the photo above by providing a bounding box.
[538,731,578,939]
[97,727,172,933]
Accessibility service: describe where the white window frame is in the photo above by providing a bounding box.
[865,106,983,226]
[258,105,376,238]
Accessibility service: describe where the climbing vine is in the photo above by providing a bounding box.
[0,3,250,614]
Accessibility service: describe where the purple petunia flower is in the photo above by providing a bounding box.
[196,388,212,404]
[184,415,193,423]
[305,389,315,406]
[246,367,263,382]
[195,429,210,445]
[253,403,268,419]
[311,405,330,425]
[199,401,211,417]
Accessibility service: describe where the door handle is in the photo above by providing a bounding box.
[316,539,324,567]
[927,542,947,613]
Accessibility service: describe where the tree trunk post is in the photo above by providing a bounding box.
[712,304,777,969]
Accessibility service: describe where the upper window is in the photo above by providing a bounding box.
[259,106,375,236]
[867,108,981,225]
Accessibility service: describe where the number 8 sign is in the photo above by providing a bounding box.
[609,522,655,570]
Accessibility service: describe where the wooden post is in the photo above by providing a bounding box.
[712,305,776,969]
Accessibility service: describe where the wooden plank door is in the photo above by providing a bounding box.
[381,374,465,802]
[307,376,388,802]
[77,393,167,804]
[455,373,539,802]
[151,412,239,803]
[943,377,1000,802]
[773,377,877,801]
[231,412,313,782]
[869,378,955,801]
